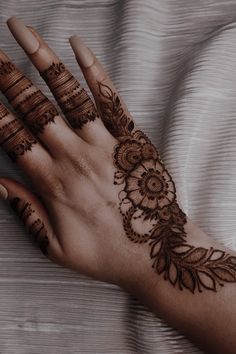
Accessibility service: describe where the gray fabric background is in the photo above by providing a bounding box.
[0,0,236,353]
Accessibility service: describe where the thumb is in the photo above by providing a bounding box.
[0,177,61,259]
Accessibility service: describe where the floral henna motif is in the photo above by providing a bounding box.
[0,60,58,135]
[10,197,49,256]
[97,82,134,138]
[40,62,99,129]
[98,81,236,293]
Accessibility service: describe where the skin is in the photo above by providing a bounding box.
[0,18,235,353]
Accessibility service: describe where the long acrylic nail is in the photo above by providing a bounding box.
[0,184,8,200]
[69,35,94,68]
[7,16,39,55]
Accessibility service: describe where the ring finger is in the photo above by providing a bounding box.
[0,50,79,156]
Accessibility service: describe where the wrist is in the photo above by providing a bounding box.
[119,218,236,353]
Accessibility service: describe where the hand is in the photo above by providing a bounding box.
[0,17,235,294]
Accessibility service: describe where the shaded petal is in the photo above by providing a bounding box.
[125,176,140,192]
[158,197,170,209]
[162,170,171,182]
[154,160,165,173]
[146,197,158,209]
[140,195,158,209]
[141,159,156,170]
[166,189,175,203]
[127,190,144,205]
[130,164,146,178]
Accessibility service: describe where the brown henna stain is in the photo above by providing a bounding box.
[98,81,236,293]
[40,62,99,129]
[0,116,37,161]
[10,197,49,256]
[0,61,40,161]
[0,60,58,136]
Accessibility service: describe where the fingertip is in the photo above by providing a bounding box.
[69,35,94,68]
[6,15,17,27]
[7,16,40,55]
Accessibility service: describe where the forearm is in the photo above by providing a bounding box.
[121,219,236,354]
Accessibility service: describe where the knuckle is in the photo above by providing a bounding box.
[37,170,67,201]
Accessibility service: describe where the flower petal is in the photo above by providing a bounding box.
[130,164,146,178]
[166,189,175,203]
[158,197,170,209]
[140,195,158,209]
[125,176,140,192]
[127,190,144,206]
[141,159,156,170]
[162,170,171,182]
[154,160,164,173]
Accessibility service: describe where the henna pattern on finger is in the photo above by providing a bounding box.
[0,104,9,120]
[10,197,49,256]
[40,62,99,129]
[0,60,58,135]
[97,82,134,138]
[98,81,236,293]
[0,116,37,161]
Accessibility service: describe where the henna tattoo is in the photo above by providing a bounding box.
[41,62,99,129]
[0,104,9,120]
[0,117,37,161]
[97,82,134,138]
[98,81,236,293]
[10,197,49,256]
[0,60,58,135]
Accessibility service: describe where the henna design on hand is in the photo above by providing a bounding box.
[98,82,236,293]
[0,114,37,161]
[10,197,49,256]
[41,62,99,129]
[0,60,58,135]
[97,82,134,138]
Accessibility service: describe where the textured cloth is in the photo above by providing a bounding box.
[0,0,236,353]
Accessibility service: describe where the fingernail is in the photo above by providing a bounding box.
[7,16,39,55]
[69,35,94,68]
[0,184,8,200]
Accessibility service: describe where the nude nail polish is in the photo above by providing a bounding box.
[7,16,39,55]
[69,36,94,68]
[0,184,8,200]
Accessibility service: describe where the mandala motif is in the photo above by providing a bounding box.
[98,81,236,293]
[125,158,176,210]
[114,139,142,171]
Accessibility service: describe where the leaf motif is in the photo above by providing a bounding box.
[115,95,121,107]
[156,255,166,274]
[183,247,208,264]
[120,115,128,126]
[168,236,186,246]
[181,269,196,293]
[98,82,113,99]
[172,244,194,256]
[211,267,236,282]
[127,120,134,132]
[208,250,225,262]
[171,226,184,233]
[150,225,166,238]
[99,102,113,118]
[168,262,178,285]
[227,256,236,266]
[150,240,162,258]
[198,271,216,291]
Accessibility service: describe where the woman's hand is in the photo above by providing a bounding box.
[0,17,235,296]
